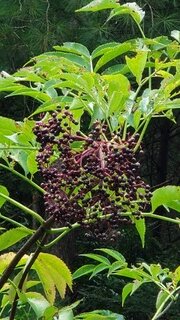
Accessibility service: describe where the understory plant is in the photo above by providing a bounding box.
[0,0,179,319]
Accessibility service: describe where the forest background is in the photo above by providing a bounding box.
[0,0,180,319]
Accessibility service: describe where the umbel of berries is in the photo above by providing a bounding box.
[34,110,151,241]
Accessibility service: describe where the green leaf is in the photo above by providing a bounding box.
[13,69,45,83]
[30,96,73,116]
[76,0,119,12]
[58,300,82,318]
[0,227,32,251]
[103,64,129,75]
[149,264,162,279]
[108,261,128,276]
[156,290,169,310]
[122,283,133,306]
[171,30,180,43]
[73,264,96,280]
[43,306,58,320]
[8,270,25,303]
[54,42,90,59]
[126,51,148,84]
[108,3,145,25]
[173,266,180,285]
[151,186,180,212]
[27,151,38,175]
[81,253,110,265]
[58,310,74,320]
[90,263,109,279]
[25,292,50,319]
[7,87,50,102]
[133,109,142,129]
[94,42,132,72]
[0,116,18,133]
[115,268,143,280]
[45,52,91,71]
[134,218,146,248]
[9,150,29,175]
[103,73,130,95]
[76,310,125,320]
[0,185,9,208]
[96,248,126,263]
[131,279,143,294]
[92,42,118,59]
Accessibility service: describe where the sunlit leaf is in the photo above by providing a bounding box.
[122,283,133,306]
[35,253,72,298]
[76,0,119,13]
[0,185,9,208]
[173,266,180,285]
[54,42,90,59]
[58,310,74,320]
[126,51,148,84]
[33,259,56,304]
[7,88,50,102]
[115,268,143,280]
[171,30,180,43]
[94,42,132,72]
[92,42,118,59]
[25,292,50,319]
[0,227,32,251]
[27,151,38,174]
[0,252,15,274]
[156,290,169,310]
[151,185,180,212]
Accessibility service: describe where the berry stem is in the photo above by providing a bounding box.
[0,213,34,231]
[44,223,79,248]
[140,212,180,225]
[50,222,80,234]
[134,117,151,152]
[0,193,44,224]
[0,164,45,194]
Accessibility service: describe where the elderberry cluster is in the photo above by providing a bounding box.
[34,110,151,241]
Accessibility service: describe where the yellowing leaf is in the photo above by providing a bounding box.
[35,253,72,299]
[0,252,15,274]
[173,266,180,285]
[33,259,56,304]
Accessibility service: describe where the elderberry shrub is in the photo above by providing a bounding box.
[34,111,151,241]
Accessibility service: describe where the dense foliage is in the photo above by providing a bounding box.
[0,1,179,319]
[0,0,180,71]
